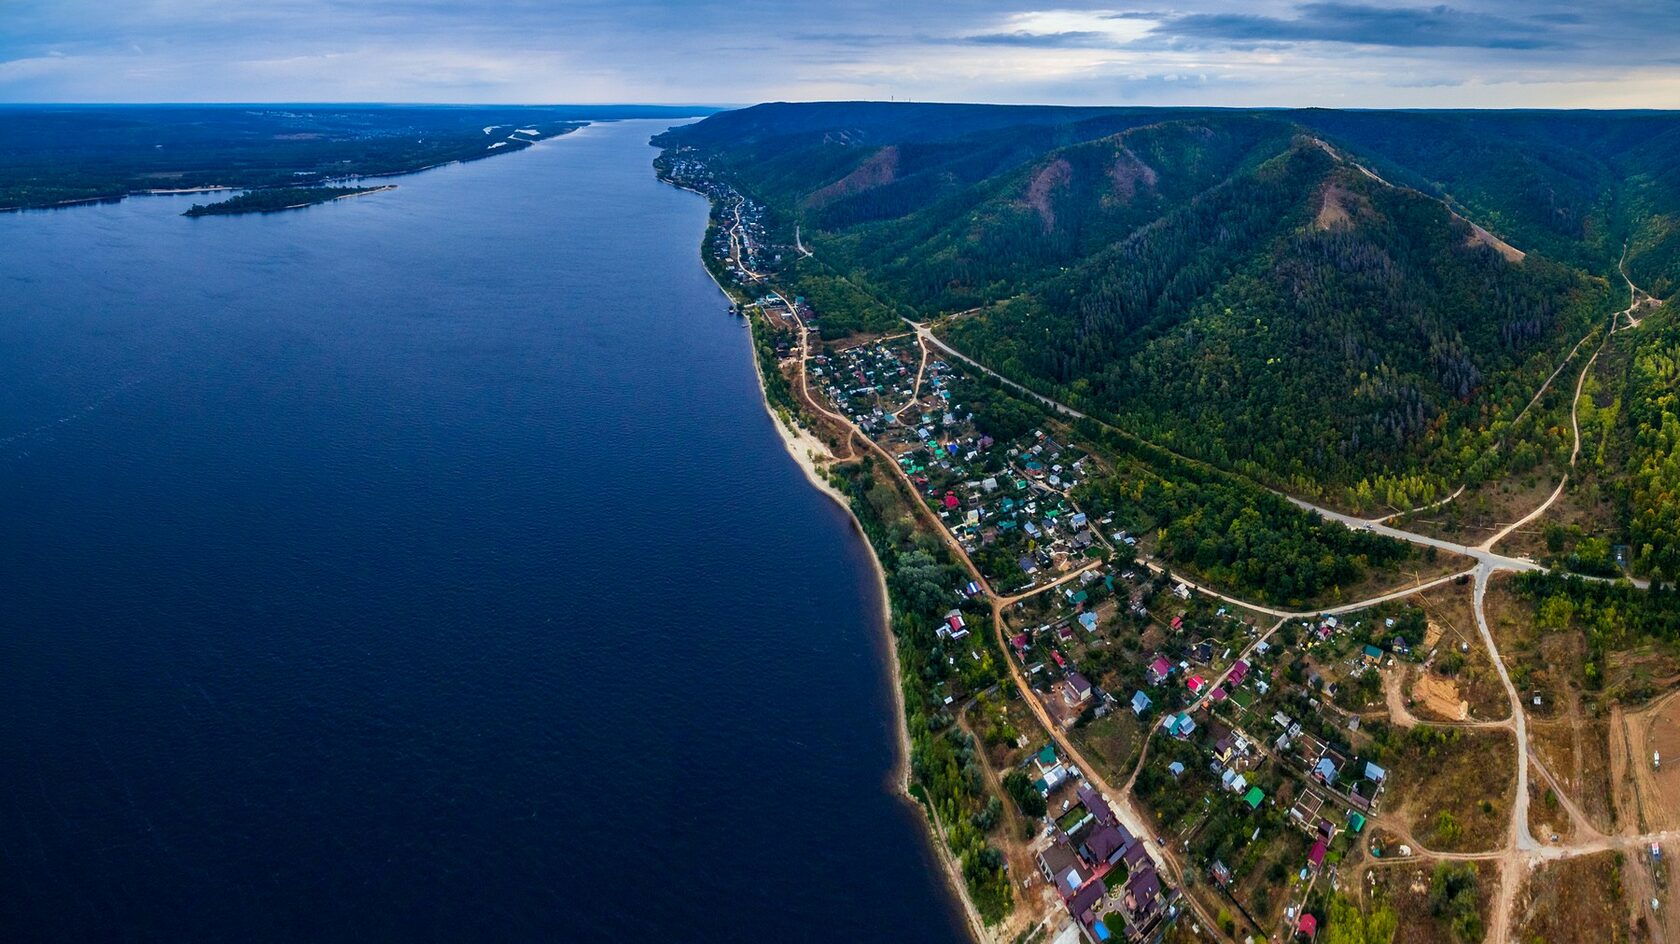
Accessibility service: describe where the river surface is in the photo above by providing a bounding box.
[0,119,971,943]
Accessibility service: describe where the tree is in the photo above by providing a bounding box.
[1003,769,1047,817]
[1429,864,1483,943]
[1324,896,1397,944]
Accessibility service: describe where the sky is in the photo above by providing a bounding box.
[3,0,1679,108]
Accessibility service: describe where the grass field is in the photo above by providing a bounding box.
[1386,728,1516,854]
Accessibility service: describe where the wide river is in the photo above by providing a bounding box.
[0,119,971,942]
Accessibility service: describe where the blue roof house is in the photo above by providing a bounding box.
[1314,757,1338,784]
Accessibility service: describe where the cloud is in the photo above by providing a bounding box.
[0,0,1674,108]
[962,30,1115,48]
[1150,2,1571,51]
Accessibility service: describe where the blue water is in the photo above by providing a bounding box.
[0,119,971,943]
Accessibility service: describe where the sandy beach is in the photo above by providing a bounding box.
[744,313,993,944]
[676,179,989,943]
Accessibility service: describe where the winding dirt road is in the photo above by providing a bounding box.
[761,204,1668,943]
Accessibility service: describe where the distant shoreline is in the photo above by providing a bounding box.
[0,123,581,215]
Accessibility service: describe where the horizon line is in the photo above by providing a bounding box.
[1,100,1679,113]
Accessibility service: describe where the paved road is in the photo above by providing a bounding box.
[1285,497,1547,572]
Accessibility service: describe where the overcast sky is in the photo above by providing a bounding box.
[3,0,1678,107]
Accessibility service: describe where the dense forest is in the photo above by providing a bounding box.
[659,103,1680,304]
[657,104,1680,498]
[941,141,1605,494]
[1069,419,1414,606]
[1612,310,1680,583]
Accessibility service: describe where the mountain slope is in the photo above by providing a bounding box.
[940,135,1606,493]
[656,104,1673,496]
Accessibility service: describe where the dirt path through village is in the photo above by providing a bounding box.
[759,213,1671,944]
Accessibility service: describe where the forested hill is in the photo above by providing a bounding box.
[940,134,1603,492]
[655,103,1680,294]
[655,104,1680,497]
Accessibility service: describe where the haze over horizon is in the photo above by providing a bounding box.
[3,1,1678,109]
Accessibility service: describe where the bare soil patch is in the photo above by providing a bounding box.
[1412,583,1511,721]
[1412,671,1469,722]
[806,146,899,208]
[1108,146,1158,202]
[1026,158,1072,233]
[1616,691,1680,833]
[1531,716,1617,835]
[1314,180,1373,231]
[1512,853,1629,944]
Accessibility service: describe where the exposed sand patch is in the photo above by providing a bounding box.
[1467,221,1526,262]
[1026,157,1072,233]
[1413,671,1470,721]
[807,146,899,208]
[1109,146,1158,202]
[1314,181,1371,230]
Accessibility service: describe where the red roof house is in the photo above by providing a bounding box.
[1307,839,1327,870]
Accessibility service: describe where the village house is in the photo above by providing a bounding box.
[1162,712,1196,739]
[1307,838,1328,872]
[1063,671,1094,707]
[1037,836,1092,899]
[1034,744,1069,794]
[1131,691,1152,716]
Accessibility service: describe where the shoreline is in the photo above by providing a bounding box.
[670,175,988,944]
[745,301,995,944]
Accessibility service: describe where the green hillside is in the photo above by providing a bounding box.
[655,104,1679,504]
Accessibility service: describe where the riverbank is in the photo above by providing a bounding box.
[744,312,994,944]
[681,188,907,785]
[671,177,989,943]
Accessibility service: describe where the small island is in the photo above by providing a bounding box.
[183,185,394,217]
